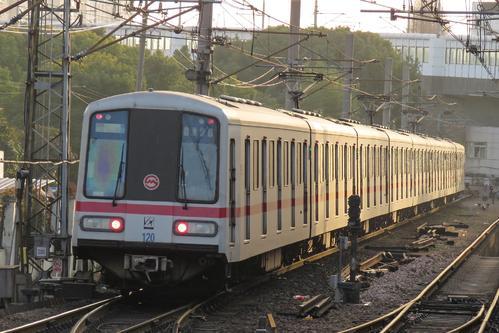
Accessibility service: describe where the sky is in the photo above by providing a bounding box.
[171,0,473,36]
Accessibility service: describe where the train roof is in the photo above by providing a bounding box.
[85,91,463,151]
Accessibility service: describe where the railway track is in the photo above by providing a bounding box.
[2,196,471,333]
[340,216,499,333]
[0,296,121,333]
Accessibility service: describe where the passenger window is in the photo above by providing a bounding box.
[253,140,259,190]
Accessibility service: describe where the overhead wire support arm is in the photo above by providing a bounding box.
[72,0,156,58]
[72,5,198,61]
[211,36,311,85]
[211,27,326,37]
[0,0,42,31]
[0,0,28,15]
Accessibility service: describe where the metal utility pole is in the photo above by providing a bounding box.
[313,0,318,29]
[285,0,301,109]
[341,32,354,118]
[195,1,213,95]
[261,0,265,30]
[22,0,72,278]
[401,63,410,129]
[382,58,393,127]
[136,10,148,91]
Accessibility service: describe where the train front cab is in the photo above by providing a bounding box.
[73,93,230,286]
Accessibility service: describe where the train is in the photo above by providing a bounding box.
[72,90,465,288]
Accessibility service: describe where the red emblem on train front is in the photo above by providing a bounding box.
[143,174,160,191]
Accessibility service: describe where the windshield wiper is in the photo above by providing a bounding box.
[194,138,213,192]
[112,143,125,207]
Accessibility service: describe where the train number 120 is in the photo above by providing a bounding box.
[142,232,155,242]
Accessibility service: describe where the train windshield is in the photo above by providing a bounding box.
[84,111,128,198]
[178,114,219,202]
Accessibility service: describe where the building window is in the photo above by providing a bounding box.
[469,142,487,159]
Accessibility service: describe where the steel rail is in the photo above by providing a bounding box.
[447,304,485,333]
[478,288,499,333]
[1,295,120,333]
[172,291,227,333]
[70,296,122,333]
[116,304,191,333]
[380,217,499,333]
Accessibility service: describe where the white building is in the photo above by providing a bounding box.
[465,126,499,183]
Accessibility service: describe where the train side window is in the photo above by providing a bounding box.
[344,143,348,213]
[298,143,302,184]
[395,148,399,200]
[352,145,356,194]
[269,140,275,188]
[277,139,282,231]
[244,139,251,241]
[360,145,363,208]
[262,139,268,235]
[291,141,296,228]
[385,146,389,202]
[379,145,382,205]
[303,142,308,225]
[229,139,236,244]
[405,148,409,198]
[335,143,339,216]
[325,142,330,219]
[314,142,319,221]
[253,140,259,190]
[390,147,394,202]
[284,141,289,187]
[373,146,379,206]
[366,145,370,208]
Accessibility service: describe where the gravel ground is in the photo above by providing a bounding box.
[0,300,91,330]
[191,196,499,332]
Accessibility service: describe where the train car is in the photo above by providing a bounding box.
[72,91,465,288]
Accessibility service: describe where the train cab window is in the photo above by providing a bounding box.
[178,113,219,202]
[253,140,259,190]
[244,138,251,241]
[85,110,128,198]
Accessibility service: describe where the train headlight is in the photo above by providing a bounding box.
[173,220,217,237]
[81,216,125,233]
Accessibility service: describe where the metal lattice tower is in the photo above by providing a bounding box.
[21,0,71,277]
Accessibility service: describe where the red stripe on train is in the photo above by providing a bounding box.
[75,201,227,218]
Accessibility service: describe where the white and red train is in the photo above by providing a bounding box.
[72,91,465,287]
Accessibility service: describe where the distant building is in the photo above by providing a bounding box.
[465,126,499,184]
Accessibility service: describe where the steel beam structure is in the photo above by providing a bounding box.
[21,0,72,277]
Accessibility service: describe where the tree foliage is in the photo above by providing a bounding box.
[0,26,416,177]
